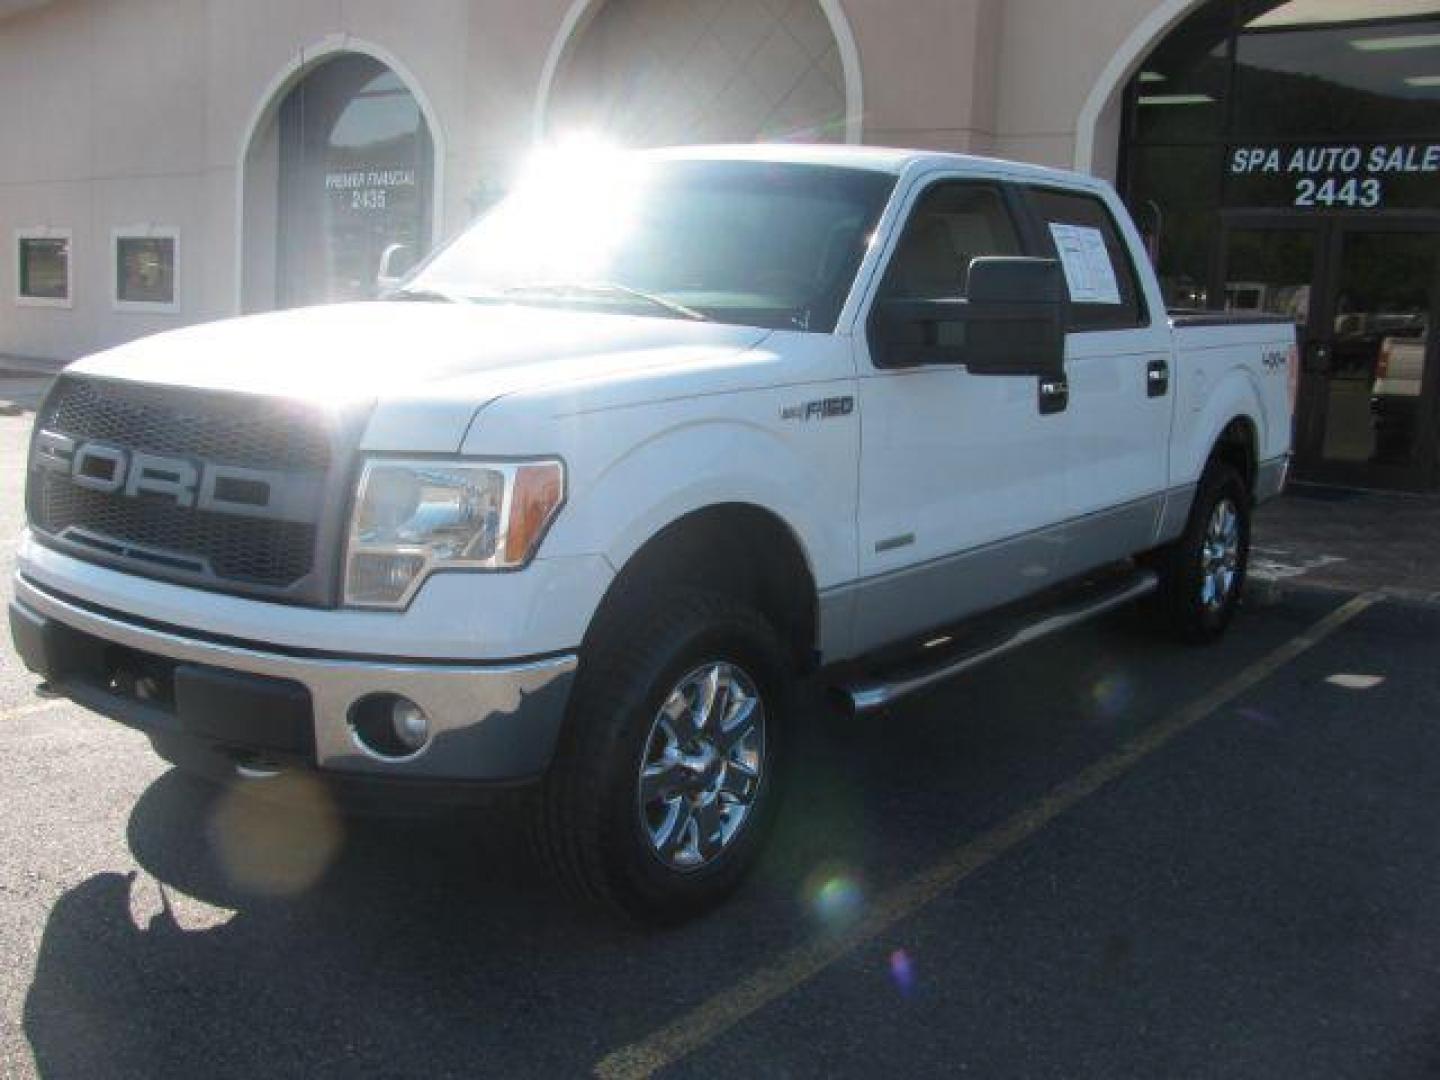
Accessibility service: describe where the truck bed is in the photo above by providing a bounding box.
[1163,308,1297,497]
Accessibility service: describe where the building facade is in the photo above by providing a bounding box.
[1,0,1437,487]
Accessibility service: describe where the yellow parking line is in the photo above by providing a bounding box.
[594,591,1383,1080]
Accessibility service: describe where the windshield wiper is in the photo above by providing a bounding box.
[504,282,710,322]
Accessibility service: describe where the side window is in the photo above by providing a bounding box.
[879,183,1022,300]
[1026,187,1147,331]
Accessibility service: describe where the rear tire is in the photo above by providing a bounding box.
[1149,461,1251,644]
[535,588,791,925]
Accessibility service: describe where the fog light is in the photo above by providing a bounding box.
[349,693,432,760]
[391,698,430,752]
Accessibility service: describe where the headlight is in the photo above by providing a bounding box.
[344,458,565,609]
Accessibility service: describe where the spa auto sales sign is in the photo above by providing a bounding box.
[1227,143,1440,210]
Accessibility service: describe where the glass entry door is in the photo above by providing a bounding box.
[277,55,434,310]
[1320,228,1437,484]
[1221,215,1440,489]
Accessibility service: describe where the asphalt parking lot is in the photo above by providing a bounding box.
[3,400,1440,1078]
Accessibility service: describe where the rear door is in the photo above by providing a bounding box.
[1021,185,1174,573]
[848,176,1069,654]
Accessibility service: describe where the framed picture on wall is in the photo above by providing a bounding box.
[113,226,179,313]
[16,228,73,308]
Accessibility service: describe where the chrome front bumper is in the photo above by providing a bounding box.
[10,573,577,783]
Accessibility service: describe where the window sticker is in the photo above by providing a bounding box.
[1048,223,1122,306]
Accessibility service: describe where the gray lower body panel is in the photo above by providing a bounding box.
[821,492,1173,663]
[819,457,1285,666]
[1156,483,1198,547]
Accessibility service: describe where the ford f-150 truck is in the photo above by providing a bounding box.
[10,146,1296,923]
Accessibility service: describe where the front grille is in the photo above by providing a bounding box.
[33,472,316,588]
[47,376,330,472]
[28,376,344,599]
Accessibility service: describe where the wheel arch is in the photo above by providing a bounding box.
[1211,414,1259,496]
[585,503,820,672]
[1180,364,1268,496]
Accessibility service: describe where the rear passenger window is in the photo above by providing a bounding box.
[879,183,1022,300]
[1027,187,1147,332]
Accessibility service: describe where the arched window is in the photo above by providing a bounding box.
[275,55,434,308]
[547,0,848,146]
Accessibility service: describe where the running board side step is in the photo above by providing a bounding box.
[840,568,1159,715]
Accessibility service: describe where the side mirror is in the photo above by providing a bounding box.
[871,257,1067,376]
[375,243,418,295]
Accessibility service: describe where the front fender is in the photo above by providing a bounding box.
[568,413,856,590]
[454,331,861,640]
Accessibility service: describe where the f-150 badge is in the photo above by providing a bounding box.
[781,396,855,422]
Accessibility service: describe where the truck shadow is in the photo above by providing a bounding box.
[23,767,685,1078]
[21,724,886,1078]
[20,599,1310,1078]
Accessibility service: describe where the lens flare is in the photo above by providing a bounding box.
[805,866,865,926]
[1238,705,1276,726]
[208,773,342,897]
[889,948,916,997]
[1090,670,1134,720]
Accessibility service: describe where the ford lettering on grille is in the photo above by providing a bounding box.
[33,430,322,524]
[26,376,341,599]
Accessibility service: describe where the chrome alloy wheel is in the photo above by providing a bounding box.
[1200,497,1243,612]
[637,662,766,872]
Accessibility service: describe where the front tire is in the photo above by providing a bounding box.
[535,589,791,925]
[1150,461,1251,644]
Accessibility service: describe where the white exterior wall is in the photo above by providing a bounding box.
[0,0,525,360]
[0,0,1203,361]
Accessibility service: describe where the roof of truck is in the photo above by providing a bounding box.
[641,143,1104,190]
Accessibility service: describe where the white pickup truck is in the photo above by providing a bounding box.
[11,146,1296,922]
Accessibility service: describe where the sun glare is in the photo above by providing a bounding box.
[499,135,644,281]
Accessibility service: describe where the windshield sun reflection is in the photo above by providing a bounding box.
[409,153,898,334]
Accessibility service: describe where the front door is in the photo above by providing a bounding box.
[851,178,1068,654]
[1221,215,1440,489]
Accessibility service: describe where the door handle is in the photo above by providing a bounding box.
[1038,375,1069,415]
[1147,358,1170,398]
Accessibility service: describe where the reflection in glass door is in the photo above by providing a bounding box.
[277,55,434,310]
[1223,220,1440,489]
[1220,222,1316,468]
[1323,230,1437,480]
[1220,225,1317,324]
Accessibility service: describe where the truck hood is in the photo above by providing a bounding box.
[68,302,772,451]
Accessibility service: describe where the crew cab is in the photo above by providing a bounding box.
[10,146,1296,922]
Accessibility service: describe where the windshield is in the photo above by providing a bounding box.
[411,158,896,333]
